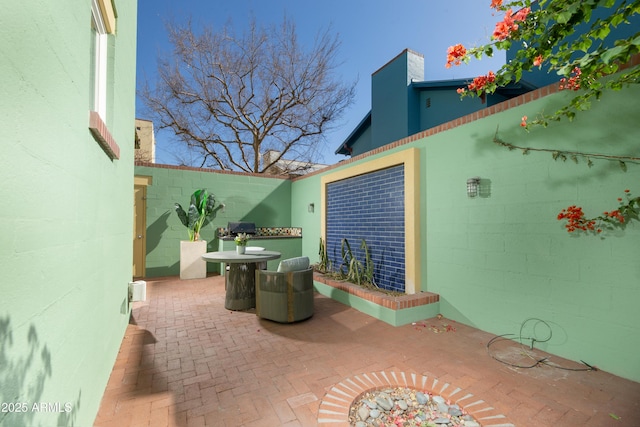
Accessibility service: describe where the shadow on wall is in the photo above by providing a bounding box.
[468,88,640,190]
[0,316,81,427]
[437,300,475,328]
[229,183,291,226]
[145,261,180,278]
[221,194,279,225]
[146,211,171,255]
[248,203,277,226]
[478,178,492,198]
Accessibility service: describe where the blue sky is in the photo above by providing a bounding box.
[136,0,506,166]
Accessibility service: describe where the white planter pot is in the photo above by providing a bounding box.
[236,245,245,255]
[180,240,207,279]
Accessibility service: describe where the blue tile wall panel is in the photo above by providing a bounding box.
[326,165,405,292]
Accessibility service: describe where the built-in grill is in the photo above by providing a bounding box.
[227,221,256,236]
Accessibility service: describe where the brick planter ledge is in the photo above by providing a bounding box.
[313,272,440,327]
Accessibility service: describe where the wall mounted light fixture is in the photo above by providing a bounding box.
[467,177,481,198]
[308,203,315,213]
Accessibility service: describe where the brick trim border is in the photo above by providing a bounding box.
[297,52,640,182]
[89,110,120,159]
[134,160,289,180]
[317,371,514,427]
[313,272,439,310]
[297,83,559,182]
[134,55,640,184]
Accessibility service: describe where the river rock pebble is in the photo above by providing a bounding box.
[416,391,429,405]
[358,405,370,420]
[376,394,394,411]
[348,386,480,426]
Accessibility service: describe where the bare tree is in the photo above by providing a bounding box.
[140,17,356,173]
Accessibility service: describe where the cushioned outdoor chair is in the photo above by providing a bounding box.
[255,257,314,323]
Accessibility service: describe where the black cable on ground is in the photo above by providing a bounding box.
[486,318,597,372]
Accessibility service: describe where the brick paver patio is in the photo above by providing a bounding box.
[95,275,640,426]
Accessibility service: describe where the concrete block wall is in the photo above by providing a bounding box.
[0,1,138,425]
[293,78,640,382]
[135,165,294,277]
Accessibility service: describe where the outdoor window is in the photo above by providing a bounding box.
[90,0,108,120]
[88,0,120,159]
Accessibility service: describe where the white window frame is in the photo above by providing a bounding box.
[91,0,108,121]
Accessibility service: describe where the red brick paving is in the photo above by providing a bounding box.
[95,275,640,426]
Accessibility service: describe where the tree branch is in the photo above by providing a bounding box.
[493,127,640,169]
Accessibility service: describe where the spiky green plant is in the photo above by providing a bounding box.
[338,238,377,287]
[361,239,376,287]
[315,237,332,273]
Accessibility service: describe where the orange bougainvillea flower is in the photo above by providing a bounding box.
[558,190,638,234]
[493,20,514,41]
[514,7,531,21]
[491,0,503,9]
[493,9,517,40]
[492,7,530,41]
[467,71,496,92]
[559,67,582,90]
[520,116,528,127]
[533,55,544,67]
[557,205,596,232]
[446,43,467,68]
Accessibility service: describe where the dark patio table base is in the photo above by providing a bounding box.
[201,250,282,311]
[225,263,257,310]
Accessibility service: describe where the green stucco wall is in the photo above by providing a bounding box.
[291,174,324,264]
[135,166,294,277]
[0,1,138,426]
[420,87,640,382]
[294,83,640,382]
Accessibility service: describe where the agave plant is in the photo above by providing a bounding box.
[175,189,219,241]
[338,238,377,287]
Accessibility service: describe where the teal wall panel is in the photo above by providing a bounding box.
[419,89,488,131]
[348,125,374,157]
[371,50,423,150]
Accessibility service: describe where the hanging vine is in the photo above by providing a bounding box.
[493,127,640,170]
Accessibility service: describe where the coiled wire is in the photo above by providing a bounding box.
[486,318,597,371]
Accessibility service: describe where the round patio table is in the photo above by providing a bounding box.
[202,250,281,310]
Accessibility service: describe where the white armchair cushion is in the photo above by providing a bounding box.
[276,256,310,273]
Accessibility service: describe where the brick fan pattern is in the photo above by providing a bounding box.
[317,370,514,426]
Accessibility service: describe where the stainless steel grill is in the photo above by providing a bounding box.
[227,221,256,236]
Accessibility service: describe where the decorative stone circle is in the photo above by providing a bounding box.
[317,371,514,427]
[349,386,480,426]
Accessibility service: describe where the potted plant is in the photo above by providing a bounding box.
[234,232,250,254]
[175,189,220,279]
[175,189,218,242]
